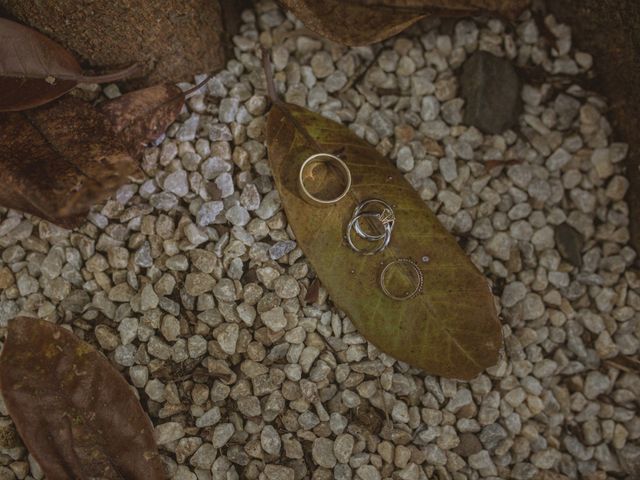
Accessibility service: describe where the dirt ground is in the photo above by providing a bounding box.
[547,0,640,262]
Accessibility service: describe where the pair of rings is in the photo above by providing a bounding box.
[347,199,395,255]
[347,201,424,301]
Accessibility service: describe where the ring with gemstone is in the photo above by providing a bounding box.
[346,213,392,255]
[346,198,395,255]
[298,153,351,207]
[352,199,395,241]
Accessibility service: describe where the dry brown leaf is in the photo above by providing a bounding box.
[99,84,185,158]
[278,0,529,46]
[0,317,165,480]
[305,277,322,304]
[0,18,140,112]
[0,96,139,228]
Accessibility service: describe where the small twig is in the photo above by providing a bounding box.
[182,73,215,98]
[339,45,384,94]
[261,46,324,153]
[378,378,391,428]
[77,63,142,83]
[604,354,640,373]
[278,27,326,44]
[261,46,281,106]
[484,159,524,171]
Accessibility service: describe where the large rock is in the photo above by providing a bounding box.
[460,51,521,134]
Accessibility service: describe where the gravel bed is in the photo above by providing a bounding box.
[0,1,639,479]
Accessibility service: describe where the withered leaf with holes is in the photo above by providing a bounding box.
[0,18,139,112]
[0,317,165,480]
[266,102,502,380]
[0,96,139,228]
[278,0,529,46]
[99,83,185,158]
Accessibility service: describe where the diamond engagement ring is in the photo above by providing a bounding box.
[346,198,395,255]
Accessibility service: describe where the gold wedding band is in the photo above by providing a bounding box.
[298,153,351,207]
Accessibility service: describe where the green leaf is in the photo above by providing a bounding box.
[266,103,502,380]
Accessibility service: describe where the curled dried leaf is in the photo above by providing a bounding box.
[0,96,139,227]
[0,317,165,480]
[278,0,529,46]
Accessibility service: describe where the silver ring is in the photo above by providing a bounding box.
[352,199,395,240]
[346,213,392,255]
[346,198,395,255]
[353,199,395,219]
[298,153,351,207]
[379,258,424,301]
[353,207,395,241]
